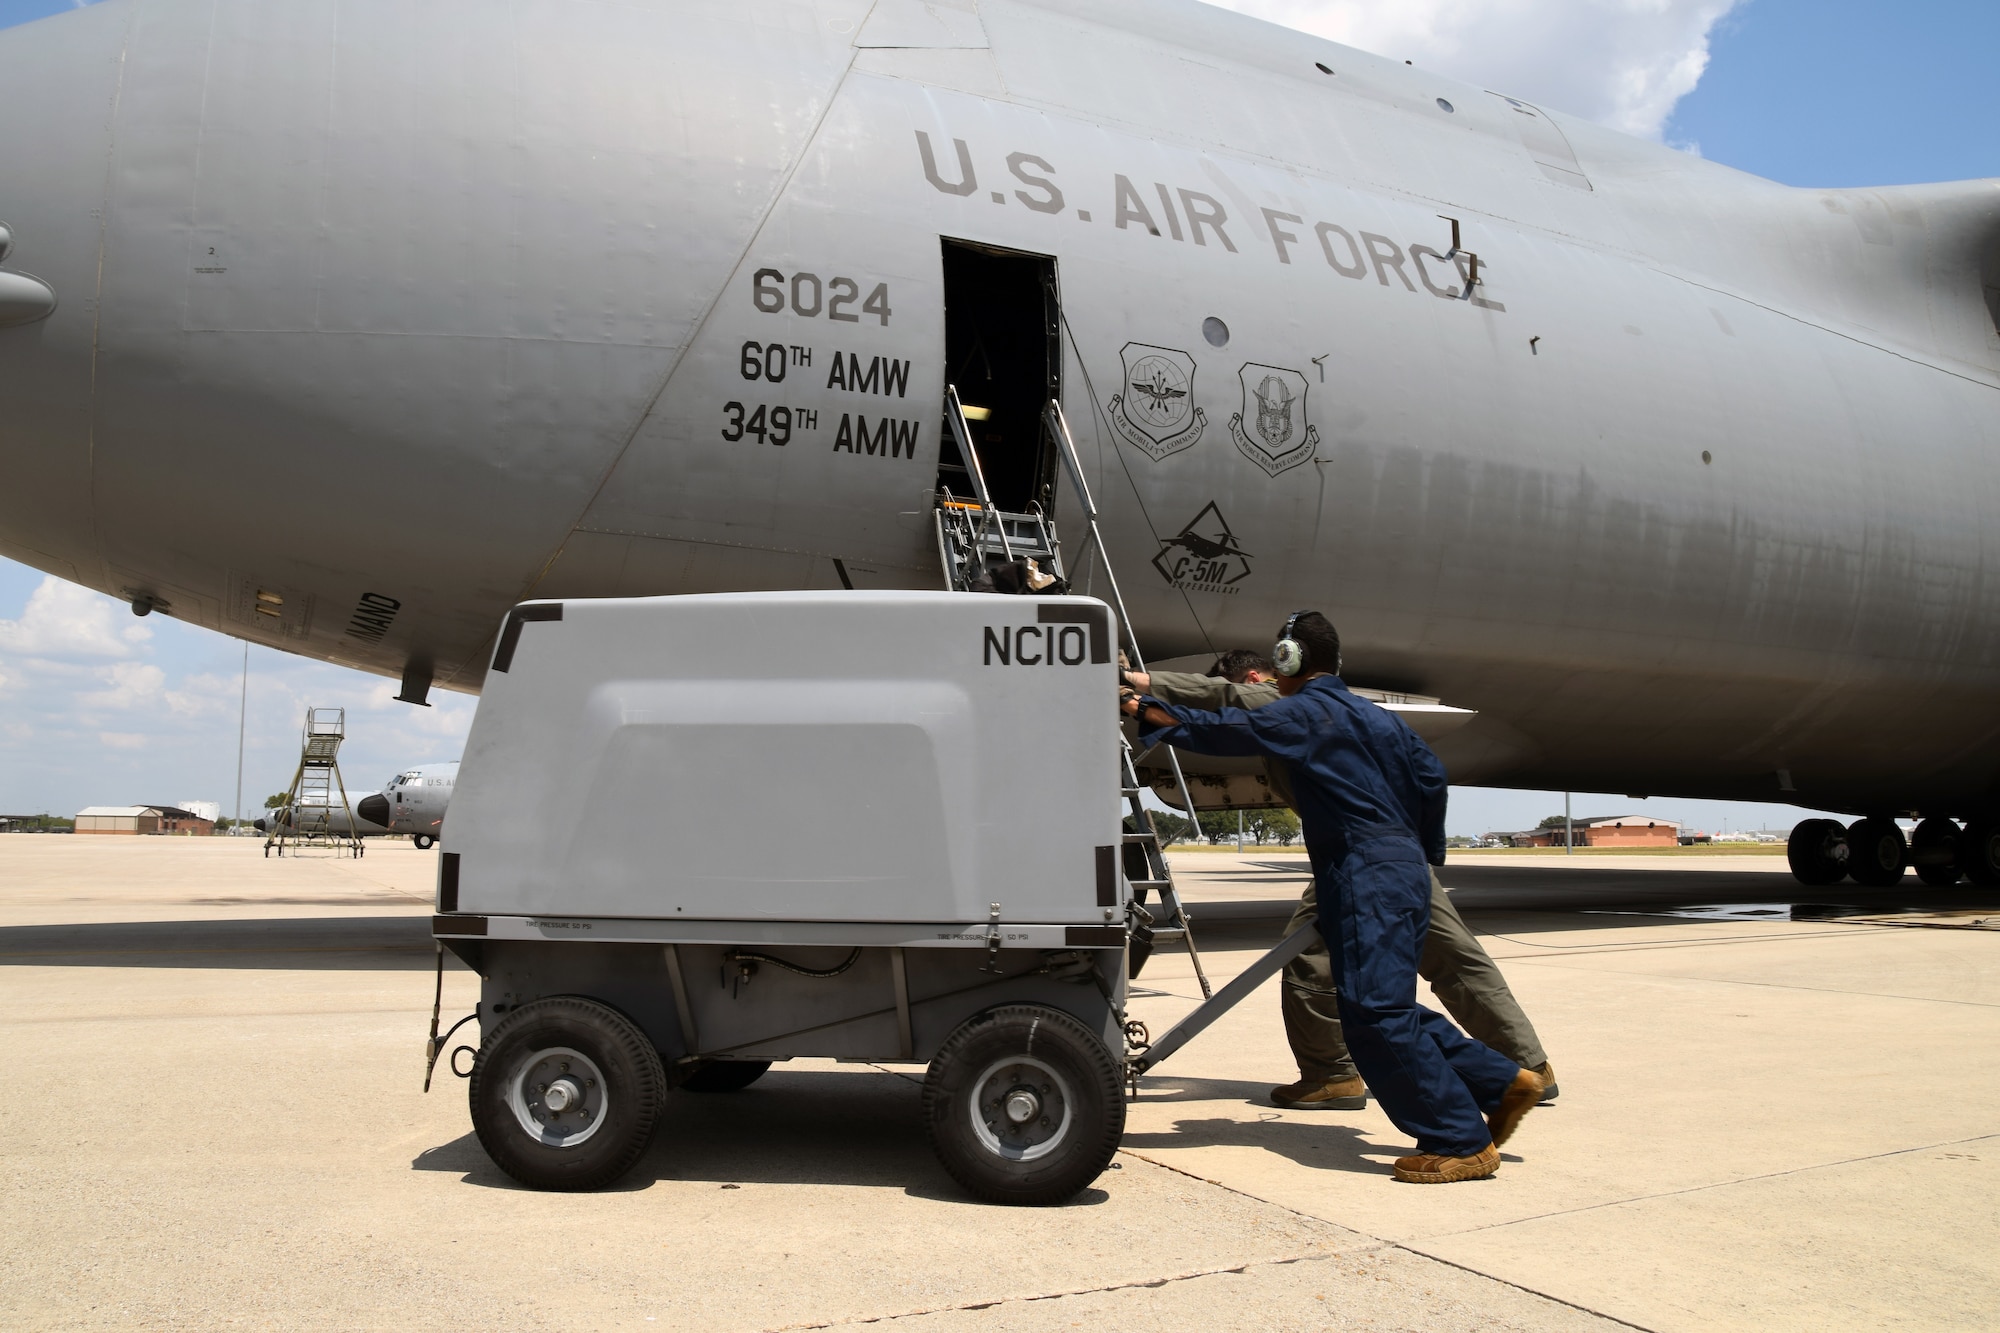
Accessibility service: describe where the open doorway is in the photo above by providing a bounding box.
[938,239,1061,513]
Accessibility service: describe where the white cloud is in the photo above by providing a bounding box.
[75,660,167,711]
[1205,0,1743,139]
[0,563,477,814]
[0,576,149,659]
[162,670,240,719]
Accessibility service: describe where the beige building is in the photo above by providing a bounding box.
[1502,815,1681,848]
[74,805,217,836]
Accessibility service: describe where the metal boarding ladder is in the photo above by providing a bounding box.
[934,384,1065,591]
[264,706,365,858]
[1037,399,1211,999]
[931,385,1211,998]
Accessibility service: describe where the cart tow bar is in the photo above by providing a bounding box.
[1125,923,1320,1079]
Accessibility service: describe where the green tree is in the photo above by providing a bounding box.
[1195,810,1239,844]
[1256,808,1302,846]
[1537,814,1571,829]
[1147,812,1194,846]
[264,792,291,809]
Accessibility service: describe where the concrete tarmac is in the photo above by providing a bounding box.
[2,838,1995,1330]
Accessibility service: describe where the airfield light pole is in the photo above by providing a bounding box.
[234,642,248,832]
[1565,792,1573,855]
[1237,809,1244,853]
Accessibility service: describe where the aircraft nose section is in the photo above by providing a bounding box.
[0,2,130,578]
[357,794,391,826]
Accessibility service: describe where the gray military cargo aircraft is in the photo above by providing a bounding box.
[257,761,456,844]
[0,0,1996,887]
[355,762,458,849]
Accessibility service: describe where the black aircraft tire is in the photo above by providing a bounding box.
[923,1005,1125,1207]
[1963,821,2000,886]
[1786,819,1847,886]
[680,1060,772,1093]
[1845,818,1907,888]
[1915,860,1962,887]
[469,996,664,1192]
[1910,818,1962,886]
[413,835,435,850]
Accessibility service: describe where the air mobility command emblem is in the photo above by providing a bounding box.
[1228,363,1319,477]
[1108,342,1205,460]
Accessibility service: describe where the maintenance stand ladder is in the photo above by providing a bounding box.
[264,705,365,859]
[932,387,1211,998]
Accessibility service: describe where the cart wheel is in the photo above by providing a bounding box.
[923,1005,1125,1206]
[680,1059,771,1093]
[469,996,664,1191]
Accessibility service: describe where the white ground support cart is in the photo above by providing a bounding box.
[430,590,1132,1202]
[429,589,1316,1203]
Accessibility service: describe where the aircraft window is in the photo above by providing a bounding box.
[1314,62,1333,75]
[1436,98,1455,113]
[1203,317,1230,348]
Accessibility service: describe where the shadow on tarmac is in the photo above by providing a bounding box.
[10,865,1992,972]
[1180,864,2000,940]
[412,1067,1109,1205]
[0,915,439,968]
[1121,1113,1391,1175]
[1439,862,2000,918]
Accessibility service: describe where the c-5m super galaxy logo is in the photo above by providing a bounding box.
[1107,342,1206,460]
[1152,502,1253,593]
[1228,363,1319,477]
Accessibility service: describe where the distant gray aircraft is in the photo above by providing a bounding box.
[258,761,456,845]
[0,0,1995,887]
[255,801,388,842]
[355,762,457,849]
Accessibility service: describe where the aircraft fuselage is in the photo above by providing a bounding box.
[2,0,1997,814]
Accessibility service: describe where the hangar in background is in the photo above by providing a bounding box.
[74,805,217,836]
[1500,816,1682,849]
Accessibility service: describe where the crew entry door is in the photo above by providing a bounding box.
[938,240,1061,513]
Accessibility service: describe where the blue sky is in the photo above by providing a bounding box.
[1665,0,1999,186]
[1,0,1992,832]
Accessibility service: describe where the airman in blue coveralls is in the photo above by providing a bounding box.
[1124,612,1544,1182]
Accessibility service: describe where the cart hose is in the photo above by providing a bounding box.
[423,1009,481,1092]
[724,947,862,979]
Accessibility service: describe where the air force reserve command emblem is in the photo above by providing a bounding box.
[1108,342,1206,460]
[1228,363,1319,477]
[1152,502,1253,593]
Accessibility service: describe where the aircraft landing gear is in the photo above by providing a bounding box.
[413,834,435,850]
[1786,819,1849,886]
[1962,819,2000,885]
[1844,818,1906,888]
[1909,818,1964,886]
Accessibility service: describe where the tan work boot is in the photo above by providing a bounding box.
[1488,1066,1546,1148]
[1535,1060,1559,1103]
[1270,1074,1367,1110]
[1393,1144,1500,1183]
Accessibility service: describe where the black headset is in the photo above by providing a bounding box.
[1273,610,1310,677]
